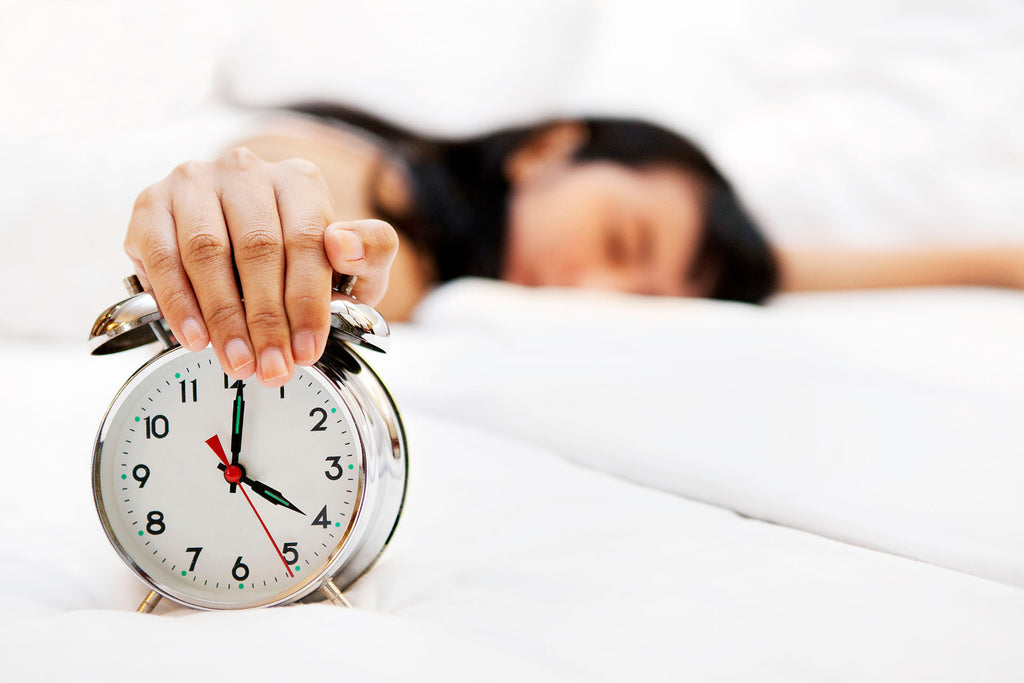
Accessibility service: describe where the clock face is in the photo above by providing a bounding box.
[94,346,364,609]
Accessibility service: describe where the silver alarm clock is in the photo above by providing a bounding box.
[89,275,407,612]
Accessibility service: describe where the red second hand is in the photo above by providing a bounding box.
[238,484,295,578]
[205,435,230,466]
[205,435,294,579]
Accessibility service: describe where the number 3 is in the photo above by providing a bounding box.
[324,456,343,480]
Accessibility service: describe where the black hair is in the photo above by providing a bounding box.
[286,102,778,303]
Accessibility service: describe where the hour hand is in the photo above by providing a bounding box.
[216,464,304,515]
[248,478,305,515]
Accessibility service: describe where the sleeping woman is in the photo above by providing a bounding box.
[122,103,1024,388]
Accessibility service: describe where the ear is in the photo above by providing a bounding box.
[505,121,588,185]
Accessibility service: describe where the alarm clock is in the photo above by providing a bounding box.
[89,275,407,612]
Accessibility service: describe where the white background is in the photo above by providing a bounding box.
[1,0,1022,338]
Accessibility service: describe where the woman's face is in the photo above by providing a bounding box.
[502,160,707,297]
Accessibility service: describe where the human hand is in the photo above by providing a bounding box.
[124,147,399,387]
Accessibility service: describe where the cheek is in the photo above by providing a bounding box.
[505,179,606,282]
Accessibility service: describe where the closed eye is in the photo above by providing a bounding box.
[604,225,628,265]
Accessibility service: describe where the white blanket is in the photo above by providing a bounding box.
[380,281,1024,588]
[2,282,1023,681]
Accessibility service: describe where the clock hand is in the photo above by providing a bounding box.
[228,381,245,493]
[215,464,306,515]
[208,433,305,514]
[205,434,294,578]
[205,435,230,467]
[238,484,295,578]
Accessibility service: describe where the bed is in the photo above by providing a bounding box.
[2,281,1024,681]
[2,1,1023,680]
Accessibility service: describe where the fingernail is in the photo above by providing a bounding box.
[292,331,316,365]
[260,347,288,382]
[336,228,364,261]
[225,338,255,373]
[180,318,206,350]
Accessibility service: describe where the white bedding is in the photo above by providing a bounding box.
[3,1,1024,679]
[2,283,1024,681]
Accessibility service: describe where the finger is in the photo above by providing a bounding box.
[324,219,399,306]
[272,159,334,366]
[173,181,256,379]
[219,151,293,387]
[126,185,209,352]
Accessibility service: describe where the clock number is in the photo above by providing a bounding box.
[185,547,203,572]
[223,374,245,390]
[281,542,299,565]
[132,464,150,488]
[179,379,197,403]
[279,386,285,399]
[232,556,249,581]
[146,511,165,535]
[309,408,328,432]
[144,415,169,439]
[311,505,332,529]
[324,456,343,480]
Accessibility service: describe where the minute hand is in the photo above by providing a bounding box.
[229,382,245,492]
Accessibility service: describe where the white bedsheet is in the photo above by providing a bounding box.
[2,283,1023,681]
[376,281,1024,588]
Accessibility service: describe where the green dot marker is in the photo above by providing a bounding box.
[121,474,127,480]
[294,565,301,572]
[138,530,144,536]
[239,583,244,589]
[174,372,180,379]
[181,570,187,576]
[331,408,336,413]
[348,464,354,470]
[335,522,341,527]
[135,416,140,422]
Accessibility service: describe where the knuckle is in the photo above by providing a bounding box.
[158,285,193,317]
[369,220,399,255]
[221,146,261,171]
[132,185,163,212]
[182,229,230,268]
[235,227,283,263]
[284,216,328,251]
[169,160,205,182]
[204,301,244,333]
[286,291,326,317]
[144,239,181,278]
[279,157,324,183]
[246,309,287,336]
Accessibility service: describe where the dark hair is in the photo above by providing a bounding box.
[287,102,778,303]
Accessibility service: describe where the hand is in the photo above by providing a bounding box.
[123,148,400,387]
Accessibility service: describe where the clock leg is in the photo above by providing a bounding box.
[320,579,353,608]
[136,590,162,614]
